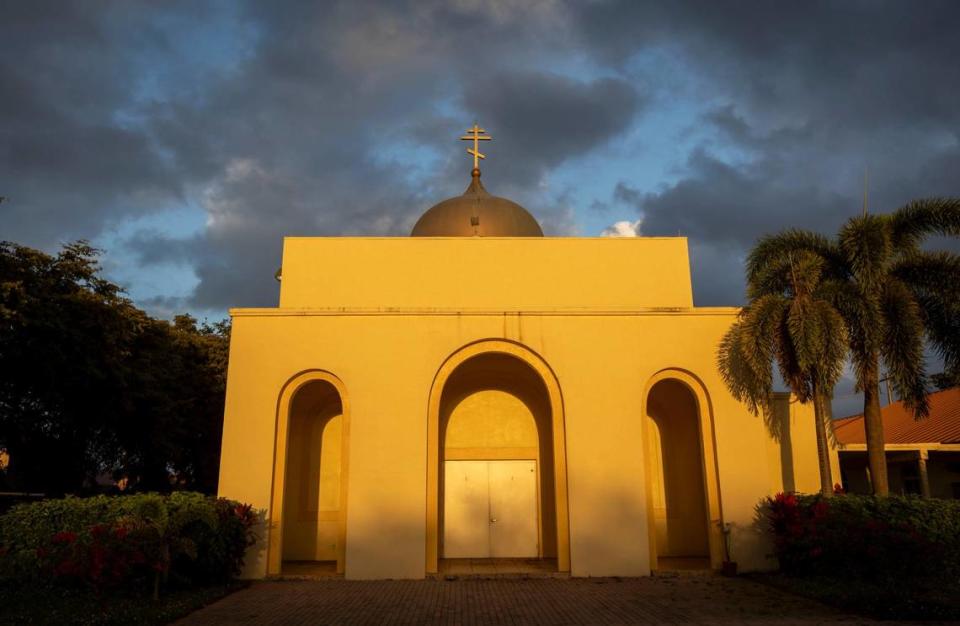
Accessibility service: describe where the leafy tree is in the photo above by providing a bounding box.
[719,250,847,496]
[746,199,960,495]
[99,313,229,493]
[0,241,133,494]
[0,241,229,496]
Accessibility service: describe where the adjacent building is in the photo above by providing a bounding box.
[837,387,960,499]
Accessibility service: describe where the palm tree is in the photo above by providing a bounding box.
[719,250,847,496]
[746,198,960,495]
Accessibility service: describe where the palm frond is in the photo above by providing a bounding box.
[742,294,789,376]
[788,250,826,298]
[746,229,841,294]
[810,300,848,392]
[895,250,960,380]
[747,255,794,299]
[891,250,960,300]
[880,279,929,418]
[816,274,876,392]
[913,291,960,378]
[816,276,859,315]
[717,320,772,417]
[888,197,960,251]
[839,214,891,296]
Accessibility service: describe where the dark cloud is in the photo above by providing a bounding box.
[613,145,853,306]
[616,117,960,305]
[685,242,748,308]
[632,148,851,247]
[138,294,191,321]
[575,1,960,129]
[462,71,642,187]
[3,0,960,318]
[589,200,610,213]
[127,3,636,307]
[581,1,960,307]
[0,2,192,244]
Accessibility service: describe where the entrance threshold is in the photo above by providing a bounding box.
[653,557,713,577]
[438,558,562,578]
[280,560,340,579]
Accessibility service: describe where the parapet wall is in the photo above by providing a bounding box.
[278,237,694,310]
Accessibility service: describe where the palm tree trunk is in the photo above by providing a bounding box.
[862,361,889,495]
[812,384,834,497]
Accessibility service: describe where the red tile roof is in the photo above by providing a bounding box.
[834,387,960,445]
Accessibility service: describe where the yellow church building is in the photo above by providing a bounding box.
[217,126,836,580]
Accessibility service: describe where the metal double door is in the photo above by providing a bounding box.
[443,460,538,558]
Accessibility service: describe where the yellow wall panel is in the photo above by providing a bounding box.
[218,236,827,579]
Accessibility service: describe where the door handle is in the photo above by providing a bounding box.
[490,518,497,523]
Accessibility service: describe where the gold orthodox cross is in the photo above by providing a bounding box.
[460,124,492,170]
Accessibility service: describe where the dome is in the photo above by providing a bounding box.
[411,169,543,237]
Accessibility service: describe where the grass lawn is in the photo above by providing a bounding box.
[0,581,246,625]
[749,572,960,621]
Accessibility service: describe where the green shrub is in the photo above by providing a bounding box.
[0,492,257,598]
[763,492,960,584]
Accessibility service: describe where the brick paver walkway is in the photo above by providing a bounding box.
[177,576,876,625]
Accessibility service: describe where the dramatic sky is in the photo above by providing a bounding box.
[3,1,959,415]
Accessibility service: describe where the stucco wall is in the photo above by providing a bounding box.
[217,237,827,579]
[278,237,694,309]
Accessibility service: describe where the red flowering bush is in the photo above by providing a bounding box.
[172,499,258,585]
[0,493,259,598]
[36,519,156,596]
[766,492,832,574]
[762,493,960,584]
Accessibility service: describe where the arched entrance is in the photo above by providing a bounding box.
[643,371,723,571]
[426,340,570,574]
[267,371,350,576]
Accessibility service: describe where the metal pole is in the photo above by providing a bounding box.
[880,376,893,406]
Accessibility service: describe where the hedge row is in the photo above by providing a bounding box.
[763,492,960,582]
[0,492,257,598]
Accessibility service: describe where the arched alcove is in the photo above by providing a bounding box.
[439,354,556,561]
[267,371,350,576]
[642,371,723,571]
[427,340,570,574]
